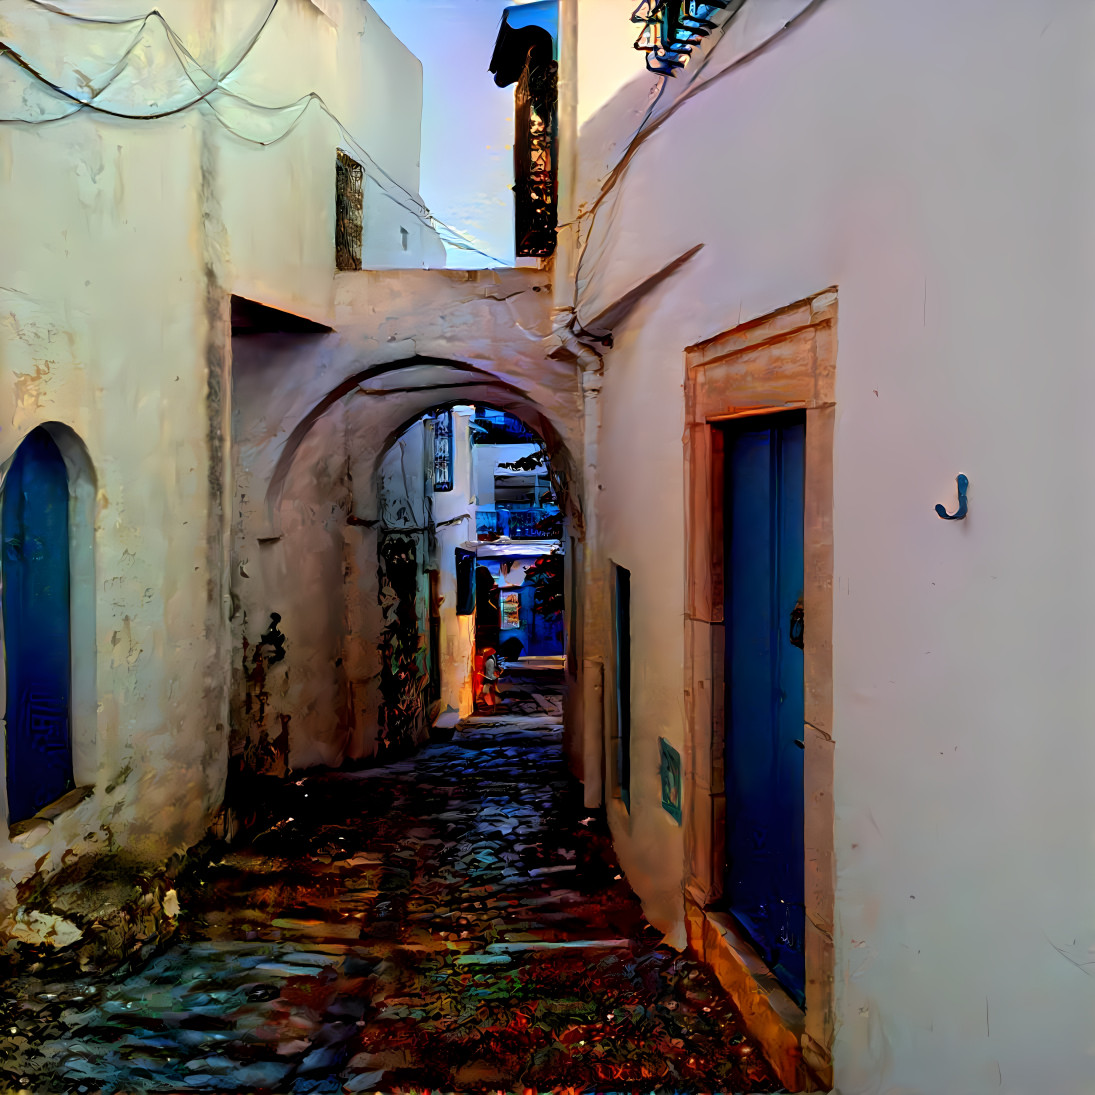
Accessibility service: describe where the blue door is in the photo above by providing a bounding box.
[723,414,806,1006]
[3,428,73,823]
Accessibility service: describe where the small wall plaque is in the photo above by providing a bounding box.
[659,737,682,824]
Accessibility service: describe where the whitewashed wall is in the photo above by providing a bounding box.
[574,1,1095,1091]
[432,408,477,720]
[0,0,438,933]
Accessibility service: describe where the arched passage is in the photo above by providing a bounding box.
[230,357,582,783]
[262,357,581,532]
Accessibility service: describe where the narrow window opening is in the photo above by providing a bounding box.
[335,149,364,271]
[489,6,558,257]
[614,563,631,809]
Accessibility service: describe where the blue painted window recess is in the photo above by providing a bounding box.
[3,427,75,823]
[659,737,682,824]
[722,413,806,1008]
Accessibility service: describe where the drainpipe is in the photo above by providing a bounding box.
[553,0,579,312]
[579,365,606,809]
[551,0,609,809]
[546,311,607,810]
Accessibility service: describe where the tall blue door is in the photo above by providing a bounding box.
[723,414,806,1006]
[3,428,73,823]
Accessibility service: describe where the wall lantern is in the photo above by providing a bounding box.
[631,0,745,75]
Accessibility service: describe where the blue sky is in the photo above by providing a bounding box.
[369,0,522,268]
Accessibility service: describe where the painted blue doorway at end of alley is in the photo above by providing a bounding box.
[723,413,806,1007]
[3,427,74,823]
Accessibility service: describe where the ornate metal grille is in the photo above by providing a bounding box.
[335,150,364,271]
[631,0,744,75]
[514,52,557,257]
[433,411,454,492]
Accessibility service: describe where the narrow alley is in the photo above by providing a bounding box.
[13,1,1095,1088]
[0,688,779,1094]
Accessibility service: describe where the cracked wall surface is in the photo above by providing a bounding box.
[230,269,581,776]
[0,0,441,947]
[564,0,1095,1091]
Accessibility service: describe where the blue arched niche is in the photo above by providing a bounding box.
[3,427,74,822]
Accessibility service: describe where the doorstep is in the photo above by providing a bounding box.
[684,894,828,1092]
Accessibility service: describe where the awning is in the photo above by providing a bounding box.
[489,0,558,86]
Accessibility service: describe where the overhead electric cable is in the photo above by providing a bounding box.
[0,2,500,262]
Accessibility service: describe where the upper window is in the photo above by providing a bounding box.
[335,150,364,271]
[489,2,558,257]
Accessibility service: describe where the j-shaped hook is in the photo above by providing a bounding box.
[935,474,969,521]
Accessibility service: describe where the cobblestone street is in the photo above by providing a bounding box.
[0,712,781,1094]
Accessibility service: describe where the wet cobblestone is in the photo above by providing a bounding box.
[0,720,782,1094]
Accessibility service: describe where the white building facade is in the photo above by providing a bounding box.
[0,0,442,947]
[4,1,1094,1092]
[560,1,1095,1091]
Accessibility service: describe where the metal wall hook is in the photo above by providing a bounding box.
[935,474,969,521]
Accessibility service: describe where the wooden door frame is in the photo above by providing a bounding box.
[682,288,836,1091]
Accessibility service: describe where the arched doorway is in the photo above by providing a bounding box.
[235,355,582,777]
[3,427,74,822]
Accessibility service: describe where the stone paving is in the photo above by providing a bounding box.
[475,664,565,719]
[0,714,783,1094]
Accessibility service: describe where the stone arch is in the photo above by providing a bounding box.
[231,354,583,777]
[263,356,582,532]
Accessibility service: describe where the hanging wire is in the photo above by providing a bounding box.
[571,0,829,321]
[1,0,281,117]
[0,0,502,262]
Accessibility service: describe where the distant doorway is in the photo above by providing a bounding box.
[3,428,74,822]
[722,413,806,1007]
[475,565,501,653]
